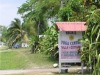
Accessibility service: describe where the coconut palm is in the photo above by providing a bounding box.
[7,18,28,48]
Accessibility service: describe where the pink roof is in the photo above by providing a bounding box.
[56,22,87,31]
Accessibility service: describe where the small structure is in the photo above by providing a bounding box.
[56,22,87,72]
[0,42,4,47]
[22,43,29,48]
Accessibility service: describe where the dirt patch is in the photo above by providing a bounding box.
[22,72,54,75]
[0,68,59,75]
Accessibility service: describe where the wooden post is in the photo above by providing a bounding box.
[81,62,84,75]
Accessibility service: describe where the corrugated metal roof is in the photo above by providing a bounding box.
[56,22,87,31]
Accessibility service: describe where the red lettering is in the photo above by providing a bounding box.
[71,46,81,49]
[61,46,68,49]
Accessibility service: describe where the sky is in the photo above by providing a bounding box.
[0,0,27,27]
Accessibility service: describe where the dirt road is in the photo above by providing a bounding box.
[0,68,59,75]
[0,66,83,75]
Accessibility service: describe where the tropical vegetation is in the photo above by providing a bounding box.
[1,0,100,74]
[0,25,7,43]
[6,18,29,48]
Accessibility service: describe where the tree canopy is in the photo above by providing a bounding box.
[0,25,7,43]
[5,0,100,74]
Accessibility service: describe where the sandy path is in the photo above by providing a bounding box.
[0,68,59,75]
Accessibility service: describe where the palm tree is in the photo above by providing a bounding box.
[7,18,28,48]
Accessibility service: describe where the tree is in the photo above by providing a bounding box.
[0,25,7,43]
[17,1,100,73]
[18,0,48,36]
[7,18,28,48]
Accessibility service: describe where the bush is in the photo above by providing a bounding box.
[37,25,58,59]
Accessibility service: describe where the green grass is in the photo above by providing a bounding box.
[0,46,8,51]
[0,47,57,70]
[26,53,57,68]
[0,50,28,69]
[0,47,90,75]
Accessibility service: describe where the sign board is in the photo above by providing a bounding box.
[56,22,86,72]
[59,31,82,63]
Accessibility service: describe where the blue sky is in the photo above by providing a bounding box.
[0,0,27,27]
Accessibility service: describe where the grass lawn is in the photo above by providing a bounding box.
[0,47,90,75]
[0,47,57,70]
